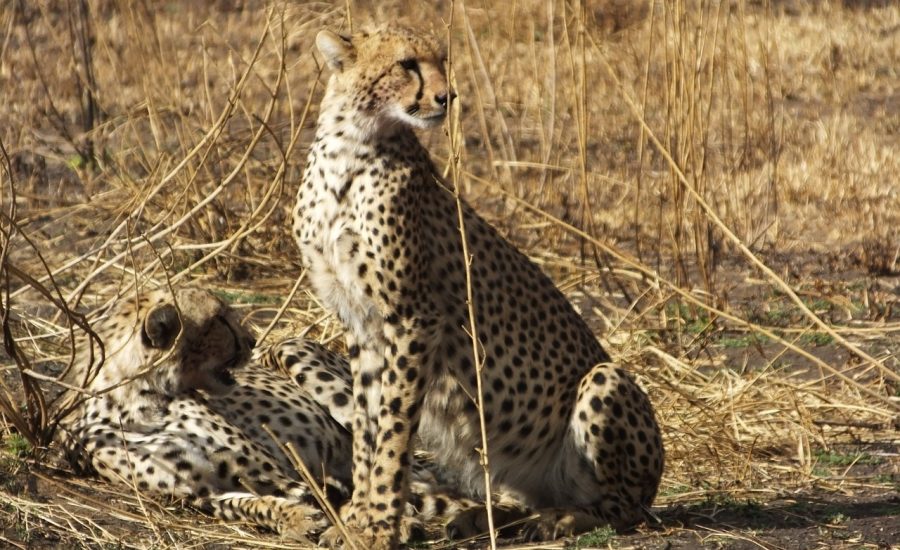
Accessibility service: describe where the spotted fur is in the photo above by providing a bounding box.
[56,287,474,542]
[56,288,349,540]
[293,24,664,548]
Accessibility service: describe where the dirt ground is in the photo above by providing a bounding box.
[2,446,898,549]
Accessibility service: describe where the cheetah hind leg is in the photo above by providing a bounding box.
[257,337,354,429]
[201,492,326,542]
[443,496,532,542]
[317,479,479,548]
[446,502,624,543]
[453,362,664,542]
[459,363,665,543]
[567,363,664,532]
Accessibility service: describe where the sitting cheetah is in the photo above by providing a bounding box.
[56,287,473,541]
[55,287,352,540]
[292,25,664,548]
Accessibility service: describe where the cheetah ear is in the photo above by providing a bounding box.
[142,303,182,349]
[316,30,354,72]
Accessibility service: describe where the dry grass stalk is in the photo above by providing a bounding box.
[588,31,900,395]
[446,2,498,548]
[261,423,359,550]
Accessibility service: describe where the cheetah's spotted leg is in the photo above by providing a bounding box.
[569,364,664,531]
[316,333,393,549]
[455,364,662,542]
[207,493,324,541]
[258,337,354,430]
[448,364,661,543]
[349,336,382,516]
[321,321,429,549]
[448,363,662,542]
[61,406,326,537]
[447,363,663,543]
[361,315,432,548]
[266,338,480,546]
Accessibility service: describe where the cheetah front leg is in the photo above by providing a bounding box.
[364,317,428,548]
[263,336,483,544]
[348,334,384,513]
[322,317,427,550]
[319,331,390,548]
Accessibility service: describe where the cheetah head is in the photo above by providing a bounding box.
[75,288,255,400]
[316,25,451,131]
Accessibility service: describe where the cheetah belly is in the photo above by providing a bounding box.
[417,371,573,507]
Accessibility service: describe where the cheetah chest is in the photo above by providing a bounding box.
[295,173,379,337]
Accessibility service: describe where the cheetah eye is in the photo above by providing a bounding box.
[398,58,419,72]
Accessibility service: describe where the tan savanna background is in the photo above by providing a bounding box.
[0,0,897,548]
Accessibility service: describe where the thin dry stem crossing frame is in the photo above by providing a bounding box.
[447,1,498,549]
[587,32,900,393]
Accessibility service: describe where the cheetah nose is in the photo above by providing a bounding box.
[435,91,455,109]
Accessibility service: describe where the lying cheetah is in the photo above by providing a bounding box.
[56,287,352,540]
[293,25,664,548]
[56,287,473,541]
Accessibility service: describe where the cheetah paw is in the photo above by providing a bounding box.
[397,514,426,544]
[275,503,322,543]
[319,523,392,550]
[317,525,347,548]
[519,512,577,541]
[445,505,528,540]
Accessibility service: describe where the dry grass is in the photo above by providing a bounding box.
[1,0,898,548]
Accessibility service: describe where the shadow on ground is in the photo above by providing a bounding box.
[623,493,900,549]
